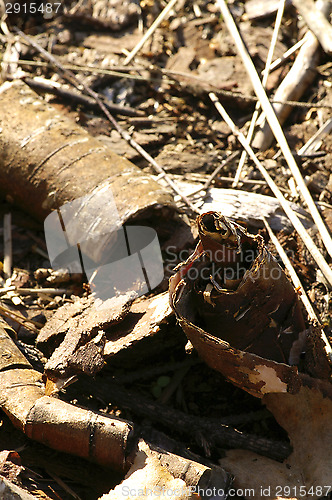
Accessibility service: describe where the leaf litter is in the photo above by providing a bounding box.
[0,0,331,498]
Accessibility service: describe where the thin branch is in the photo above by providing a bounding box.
[80,378,292,462]
[209,92,332,288]
[160,66,332,108]
[263,217,332,362]
[261,37,306,76]
[215,0,332,261]
[0,303,42,332]
[24,76,145,117]
[0,287,68,295]
[15,29,199,214]
[183,151,240,198]
[4,57,332,108]
[233,0,286,187]
[298,117,332,156]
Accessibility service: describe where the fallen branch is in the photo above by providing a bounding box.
[82,377,292,462]
[233,0,286,187]
[292,0,332,55]
[252,0,331,149]
[15,29,198,213]
[0,78,175,220]
[23,76,145,117]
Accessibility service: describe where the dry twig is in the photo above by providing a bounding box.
[233,0,286,187]
[292,0,332,55]
[261,37,306,75]
[3,213,12,279]
[263,217,332,362]
[215,0,332,262]
[209,92,332,287]
[298,117,332,156]
[123,0,178,65]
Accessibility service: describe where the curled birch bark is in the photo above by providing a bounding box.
[0,80,176,228]
[169,211,332,399]
[0,317,134,471]
[252,0,330,150]
[102,439,231,499]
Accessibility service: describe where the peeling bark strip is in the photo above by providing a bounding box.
[169,212,332,399]
[0,80,175,224]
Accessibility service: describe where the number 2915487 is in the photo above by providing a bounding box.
[5,3,62,14]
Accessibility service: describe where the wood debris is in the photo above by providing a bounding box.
[0,0,332,497]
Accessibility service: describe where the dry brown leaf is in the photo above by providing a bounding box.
[219,387,332,499]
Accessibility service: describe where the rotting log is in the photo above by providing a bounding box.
[0,80,176,230]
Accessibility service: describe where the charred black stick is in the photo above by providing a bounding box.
[23,77,145,117]
[79,377,291,462]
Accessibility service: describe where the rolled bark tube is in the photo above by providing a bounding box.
[0,80,177,297]
[0,80,176,233]
[170,212,308,398]
[0,318,134,471]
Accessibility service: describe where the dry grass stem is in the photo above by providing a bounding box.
[123,0,178,65]
[215,0,332,261]
[263,217,332,362]
[233,0,286,187]
[298,117,332,156]
[209,92,332,288]
[3,213,12,279]
[261,37,306,75]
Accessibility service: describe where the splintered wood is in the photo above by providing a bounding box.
[36,292,178,389]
